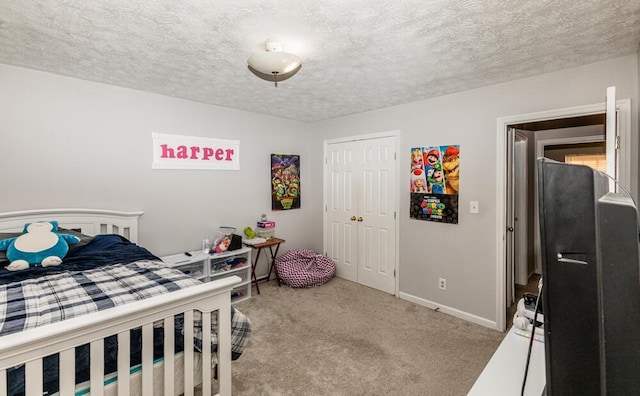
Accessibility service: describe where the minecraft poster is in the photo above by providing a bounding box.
[409,145,460,224]
[271,154,301,210]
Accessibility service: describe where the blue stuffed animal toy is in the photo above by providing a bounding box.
[0,221,80,271]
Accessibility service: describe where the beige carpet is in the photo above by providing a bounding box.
[225,277,505,395]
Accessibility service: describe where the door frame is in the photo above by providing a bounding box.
[322,130,401,295]
[495,99,631,331]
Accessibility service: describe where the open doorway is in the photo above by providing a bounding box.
[505,113,606,327]
[505,115,606,325]
[496,96,631,332]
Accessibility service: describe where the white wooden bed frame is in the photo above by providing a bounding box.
[0,209,238,396]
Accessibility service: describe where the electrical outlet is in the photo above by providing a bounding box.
[439,278,447,290]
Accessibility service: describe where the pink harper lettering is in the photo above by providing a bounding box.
[160,144,235,161]
[152,132,240,170]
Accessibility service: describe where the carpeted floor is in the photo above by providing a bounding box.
[226,277,505,395]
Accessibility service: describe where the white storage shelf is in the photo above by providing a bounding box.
[161,247,252,304]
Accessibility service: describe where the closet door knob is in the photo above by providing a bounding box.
[357,217,363,222]
[351,216,357,221]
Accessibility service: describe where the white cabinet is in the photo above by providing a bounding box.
[162,247,252,304]
[468,327,545,395]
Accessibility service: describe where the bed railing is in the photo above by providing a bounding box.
[0,208,143,243]
[0,275,240,396]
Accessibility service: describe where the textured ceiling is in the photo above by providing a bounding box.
[1,1,639,122]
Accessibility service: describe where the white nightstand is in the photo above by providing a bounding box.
[161,247,252,304]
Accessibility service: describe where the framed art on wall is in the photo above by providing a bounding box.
[271,154,300,210]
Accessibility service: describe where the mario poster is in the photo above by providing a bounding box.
[409,145,460,224]
[271,154,300,210]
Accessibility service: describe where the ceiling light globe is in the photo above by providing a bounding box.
[248,41,302,86]
[247,52,301,75]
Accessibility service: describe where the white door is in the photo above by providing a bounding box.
[505,128,515,306]
[325,135,397,294]
[605,86,617,192]
[506,130,528,309]
[326,139,359,283]
[514,134,528,286]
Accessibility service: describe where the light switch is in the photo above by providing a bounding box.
[470,201,479,214]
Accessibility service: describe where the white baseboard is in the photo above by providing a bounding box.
[398,292,498,330]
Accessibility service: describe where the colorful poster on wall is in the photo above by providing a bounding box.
[271,154,301,210]
[409,145,460,224]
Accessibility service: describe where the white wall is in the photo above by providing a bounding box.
[0,64,314,277]
[308,55,639,327]
[3,54,638,328]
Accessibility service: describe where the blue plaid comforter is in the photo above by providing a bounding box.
[0,259,251,356]
[1,260,197,335]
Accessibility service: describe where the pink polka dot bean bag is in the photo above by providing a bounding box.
[275,249,336,287]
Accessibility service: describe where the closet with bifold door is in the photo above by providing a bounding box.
[324,133,398,295]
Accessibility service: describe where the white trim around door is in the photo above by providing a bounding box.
[495,99,631,331]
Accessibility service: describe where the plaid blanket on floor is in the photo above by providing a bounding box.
[0,260,251,356]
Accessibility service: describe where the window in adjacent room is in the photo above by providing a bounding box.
[564,153,607,173]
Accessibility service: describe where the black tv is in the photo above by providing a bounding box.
[537,158,640,395]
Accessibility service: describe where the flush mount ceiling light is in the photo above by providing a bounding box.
[247,41,301,88]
